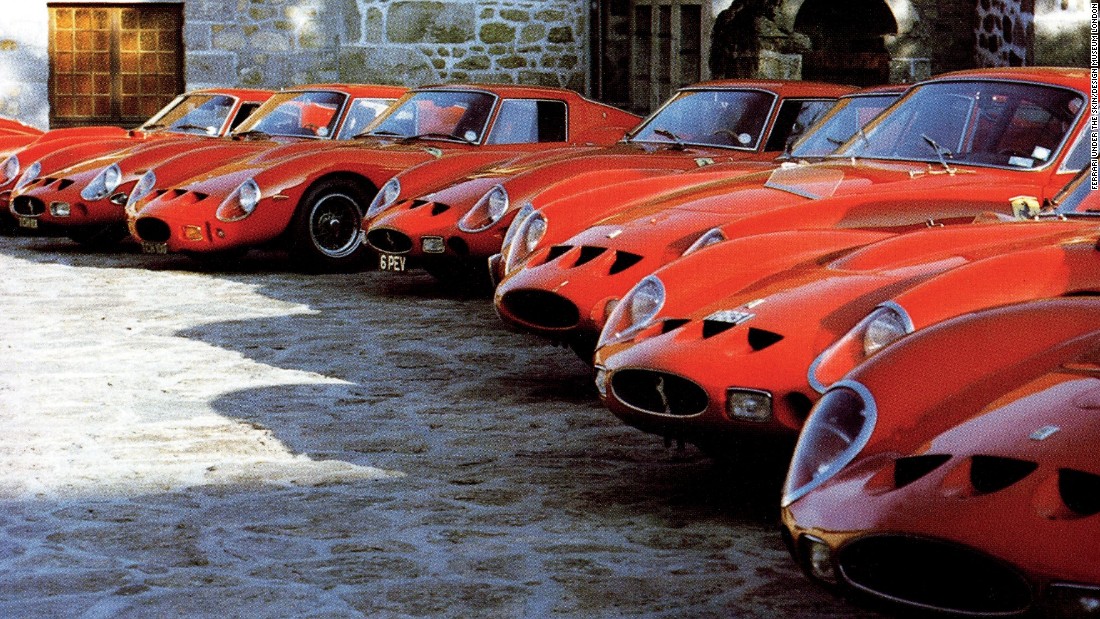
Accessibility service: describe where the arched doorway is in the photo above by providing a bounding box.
[794,0,897,85]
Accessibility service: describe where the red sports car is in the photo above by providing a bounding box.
[494,68,1091,353]
[127,84,639,270]
[592,164,1100,448]
[10,84,404,245]
[0,116,43,137]
[363,79,856,283]
[0,88,273,214]
[781,297,1100,617]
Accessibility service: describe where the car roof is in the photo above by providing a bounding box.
[283,84,408,98]
[678,79,856,98]
[925,66,1090,91]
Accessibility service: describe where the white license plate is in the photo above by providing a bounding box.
[141,242,168,255]
[378,253,406,272]
[18,216,37,229]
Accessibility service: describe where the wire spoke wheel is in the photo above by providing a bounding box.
[309,192,361,258]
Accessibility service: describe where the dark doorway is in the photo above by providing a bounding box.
[794,0,897,86]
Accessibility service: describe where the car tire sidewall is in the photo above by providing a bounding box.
[289,179,374,272]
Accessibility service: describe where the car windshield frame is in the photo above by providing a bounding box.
[232,90,350,140]
[785,93,902,159]
[828,78,1086,171]
[362,89,499,144]
[336,98,399,140]
[138,93,240,135]
[625,87,779,151]
[1049,164,1100,217]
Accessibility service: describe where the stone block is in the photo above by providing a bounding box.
[535,10,566,22]
[389,2,475,44]
[456,55,491,70]
[518,70,560,87]
[500,9,529,22]
[480,22,516,44]
[343,0,362,43]
[339,46,437,87]
[365,8,384,44]
[498,55,527,69]
[547,27,573,44]
[520,24,545,43]
[212,27,248,52]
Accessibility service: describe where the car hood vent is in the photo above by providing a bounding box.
[893,454,951,489]
[547,245,572,262]
[969,455,1038,494]
[430,202,450,216]
[1059,468,1100,516]
[609,251,643,275]
[575,245,607,266]
[661,318,690,334]
[747,328,783,351]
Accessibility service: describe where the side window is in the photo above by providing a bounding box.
[765,99,835,151]
[336,98,396,139]
[1059,124,1093,173]
[230,103,261,130]
[487,100,567,144]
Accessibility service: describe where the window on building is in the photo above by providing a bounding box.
[48,3,184,128]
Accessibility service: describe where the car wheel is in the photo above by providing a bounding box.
[288,179,372,272]
[66,223,129,248]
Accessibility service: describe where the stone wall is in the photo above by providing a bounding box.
[0,5,50,129]
[186,0,590,93]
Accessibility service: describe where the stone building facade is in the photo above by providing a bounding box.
[0,0,1091,129]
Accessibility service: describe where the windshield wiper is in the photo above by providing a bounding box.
[652,129,687,150]
[921,133,956,174]
[398,132,474,145]
[362,129,404,139]
[171,123,215,133]
[233,129,270,140]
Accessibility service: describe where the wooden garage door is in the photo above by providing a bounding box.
[48,3,184,128]
[629,0,709,113]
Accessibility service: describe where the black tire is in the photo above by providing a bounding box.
[66,223,129,248]
[288,179,373,272]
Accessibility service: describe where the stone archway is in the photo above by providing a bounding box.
[793,0,898,85]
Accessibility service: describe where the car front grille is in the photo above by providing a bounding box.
[610,369,708,417]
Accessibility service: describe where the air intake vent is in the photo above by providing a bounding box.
[610,369,708,416]
[839,536,1032,615]
[574,245,607,266]
[609,251,643,275]
[702,320,736,339]
[498,289,579,329]
[11,195,45,216]
[409,199,429,209]
[969,456,1038,494]
[661,318,690,334]
[430,202,451,216]
[57,179,74,191]
[747,328,784,350]
[893,454,951,489]
[1059,468,1100,516]
[134,218,171,243]
[365,228,413,253]
[546,245,572,262]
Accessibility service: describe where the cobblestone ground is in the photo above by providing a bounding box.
[0,235,890,618]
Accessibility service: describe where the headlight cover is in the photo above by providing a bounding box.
[14,160,42,192]
[215,178,261,222]
[862,303,913,356]
[125,169,157,215]
[80,164,122,201]
[807,301,914,394]
[458,184,510,232]
[504,210,547,275]
[782,380,877,507]
[500,201,534,251]
[598,274,665,347]
[2,155,19,185]
[681,227,726,257]
[366,178,400,218]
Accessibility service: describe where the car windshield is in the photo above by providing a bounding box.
[233,90,347,138]
[139,94,237,135]
[1049,163,1100,217]
[336,98,397,140]
[628,89,776,150]
[364,90,496,143]
[833,80,1084,170]
[787,93,900,158]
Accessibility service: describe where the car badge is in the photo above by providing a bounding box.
[705,309,754,325]
[654,375,671,414]
[1030,425,1060,441]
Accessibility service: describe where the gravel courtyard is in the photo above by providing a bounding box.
[0,234,888,618]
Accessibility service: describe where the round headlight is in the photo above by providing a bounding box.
[459,185,510,233]
[126,169,157,215]
[80,164,122,201]
[782,381,877,506]
[14,161,41,191]
[500,201,534,250]
[862,303,913,357]
[681,227,726,257]
[2,155,19,185]
[366,178,400,218]
[216,178,261,222]
[505,210,547,274]
[629,275,665,329]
